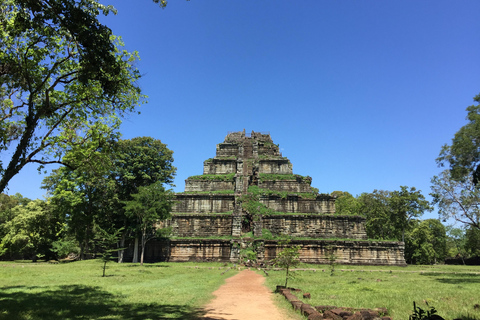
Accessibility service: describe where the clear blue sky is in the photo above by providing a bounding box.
[5,0,480,221]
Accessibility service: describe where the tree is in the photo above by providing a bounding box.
[42,136,176,262]
[390,186,432,242]
[465,226,480,257]
[358,187,432,242]
[431,170,480,231]
[94,226,124,277]
[0,199,61,261]
[0,0,144,193]
[445,226,467,263]
[123,182,174,266]
[404,219,446,265]
[357,190,396,240]
[42,160,117,260]
[273,239,301,287]
[331,191,360,215]
[112,137,176,263]
[437,94,480,185]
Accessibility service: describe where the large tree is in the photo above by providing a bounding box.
[0,199,61,261]
[389,186,432,242]
[357,190,396,240]
[431,170,480,231]
[357,187,431,241]
[123,182,174,266]
[404,219,446,265]
[437,94,480,184]
[42,136,176,261]
[0,0,145,193]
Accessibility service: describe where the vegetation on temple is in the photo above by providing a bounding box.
[188,174,235,181]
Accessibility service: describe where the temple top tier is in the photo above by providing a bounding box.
[215,130,282,159]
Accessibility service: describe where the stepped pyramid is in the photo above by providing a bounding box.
[144,130,406,266]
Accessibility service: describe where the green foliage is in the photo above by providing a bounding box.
[115,137,176,193]
[0,199,62,261]
[156,227,172,239]
[331,191,361,215]
[409,301,445,320]
[123,182,175,265]
[188,174,235,181]
[94,226,124,277]
[436,94,480,185]
[43,136,176,261]
[273,239,301,287]
[358,186,432,242]
[262,229,274,240]
[0,0,145,193]
[445,226,468,261]
[465,226,480,257]
[431,170,480,231]
[51,237,80,259]
[326,246,338,276]
[258,174,311,183]
[246,185,318,200]
[405,219,447,265]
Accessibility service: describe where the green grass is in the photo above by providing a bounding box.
[0,260,237,320]
[263,264,480,320]
[3,260,479,320]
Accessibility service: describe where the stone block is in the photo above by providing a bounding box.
[301,304,319,317]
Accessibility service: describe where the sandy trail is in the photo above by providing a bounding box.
[202,269,289,320]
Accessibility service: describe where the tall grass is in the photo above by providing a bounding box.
[263,264,480,320]
[0,260,236,320]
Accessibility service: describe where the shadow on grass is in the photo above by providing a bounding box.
[419,272,480,284]
[0,285,206,320]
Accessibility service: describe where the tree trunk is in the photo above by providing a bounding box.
[284,266,289,287]
[117,233,125,263]
[140,229,147,266]
[132,237,139,263]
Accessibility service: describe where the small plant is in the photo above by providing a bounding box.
[326,246,337,276]
[95,226,124,277]
[409,301,445,320]
[273,239,301,287]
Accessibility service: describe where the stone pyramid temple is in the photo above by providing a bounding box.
[143,130,406,266]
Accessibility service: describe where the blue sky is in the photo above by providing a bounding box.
[5,0,480,221]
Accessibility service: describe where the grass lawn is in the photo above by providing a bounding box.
[263,263,480,320]
[0,260,237,320]
[2,260,479,320]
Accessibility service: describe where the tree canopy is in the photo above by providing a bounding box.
[0,0,150,193]
[437,94,480,184]
[431,170,480,231]
[123,182,174,265]
[42,136,176,261]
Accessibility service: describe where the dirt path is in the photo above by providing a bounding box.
[202,269,289,320]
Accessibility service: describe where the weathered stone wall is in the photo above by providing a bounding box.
[216,143,239,157]
[173,194,235,213]
[163,214,233,237]
[263,240,406,266]
[259,159,293,174]
[141,239,406,266]
[259,195,335,213]
[184,179,235,192]
[167,239,233,262]
[262,215,367,239]
[258,180,311,193]
[203,159,237,174]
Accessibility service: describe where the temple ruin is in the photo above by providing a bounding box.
[142,130,406,266]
